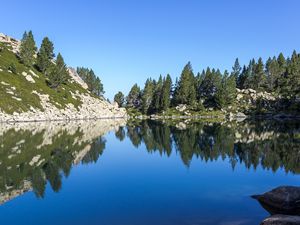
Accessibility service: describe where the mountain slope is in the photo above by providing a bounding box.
[0,33,126,121]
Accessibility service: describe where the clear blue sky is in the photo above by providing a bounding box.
[2,0,300,99]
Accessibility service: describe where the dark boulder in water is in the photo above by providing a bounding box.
[261,214,300,225]
[252,186,300,215]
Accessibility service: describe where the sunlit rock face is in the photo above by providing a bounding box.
[0,119,126,204]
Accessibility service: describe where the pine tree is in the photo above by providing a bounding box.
[19,30,37,67]
[126,84,141,108]
[215,70,236,108]
[237,65,247,89]
[77,67,104,96]
[141,78,155,114]
[266,57,280,92]
[161,74,172,111]
[114,91,125,107]
[231,58,241,85]
[152,75,163,112]
[199,67,222,106]
[253,58,267,91]
[244,59,256,89]
[36,37,55,73]
[285,50,300,97]
[174,62,196,105]
[226,73,237,105]
[46,53,68,88]
[277,53,288,93]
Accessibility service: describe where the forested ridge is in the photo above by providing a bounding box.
[115,51,300,116]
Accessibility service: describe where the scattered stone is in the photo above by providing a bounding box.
[29,155,41,166]
[11,96,22,101]
[6,90,14,95]
[237,93,243,100]
[176,104,187,112]
[29,69,39,78]
[261,214,300,225]
[1,81,9,86]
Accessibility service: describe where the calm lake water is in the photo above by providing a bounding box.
[0,119,299,225]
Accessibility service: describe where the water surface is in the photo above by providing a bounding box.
[0,119,299,225]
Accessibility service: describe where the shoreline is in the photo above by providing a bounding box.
[0,115,128,123]
[1,112,300,124]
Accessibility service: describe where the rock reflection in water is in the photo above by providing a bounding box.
[0,118,300,208]
[0,119,126,204]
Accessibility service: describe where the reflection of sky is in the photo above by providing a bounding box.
[0,130,299,225]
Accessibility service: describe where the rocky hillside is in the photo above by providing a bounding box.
[0,33,126,122]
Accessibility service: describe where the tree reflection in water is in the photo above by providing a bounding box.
[0,119,299,204]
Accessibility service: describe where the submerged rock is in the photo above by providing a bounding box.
[261,214,300,225]
[252,186,300,215]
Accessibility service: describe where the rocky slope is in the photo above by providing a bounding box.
[0,33,126,122]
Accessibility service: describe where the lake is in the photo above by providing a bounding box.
[0,119,299,225]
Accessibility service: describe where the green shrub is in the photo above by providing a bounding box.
[8,63,17,74]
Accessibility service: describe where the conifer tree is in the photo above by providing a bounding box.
[215,71,237,109]
[46,53,68,88]
[19,30,37,67]
[37,37,54,73]
[77,67,104,96]
[126,84,141,108]
[114,91,125,107]
[199,67,222,105]
[237,65,247,89]
[266,57,280,92]
[141,78,155,114]
[174,62,196,105]
[253,58,267,91]
[161,74,172,111]
[231,58,241,85]
[285,50,300,97]
[152,75,163,112]
[244,59,256,89]
[277,53,287,93]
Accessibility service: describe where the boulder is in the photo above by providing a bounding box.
[236,112,247,118]
[175,104,187,112]
[261,214,300,225]
[252,186,300,215]
[236,93,243,100]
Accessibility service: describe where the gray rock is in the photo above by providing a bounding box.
[261,214,300,225]
[236,112,247,118]
[252,186,300,215]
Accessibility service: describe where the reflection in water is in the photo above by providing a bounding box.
[0,119,300,206]
[0,119,126,204]
[125,120,300,173]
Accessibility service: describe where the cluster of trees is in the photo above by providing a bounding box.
[19,30,69,89]
[116,51,300,114]
[237,52,300,98]
[19,30,104,93]
[118,62,236,113]
[76,67,104,96]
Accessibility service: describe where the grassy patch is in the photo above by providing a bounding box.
[0,43,89,114]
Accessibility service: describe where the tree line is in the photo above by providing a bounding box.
[18,30,104,95]
[114,52,300,113]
